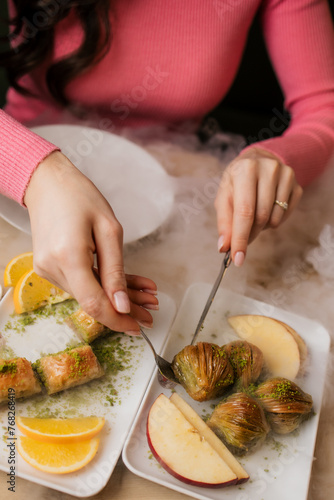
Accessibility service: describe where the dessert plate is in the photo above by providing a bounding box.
[123,283,330,500]
[0,125,175,244]
[0,289,176,497]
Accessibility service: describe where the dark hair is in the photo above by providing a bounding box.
[0,0,112,107]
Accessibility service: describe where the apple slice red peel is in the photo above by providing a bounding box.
[146,393,244,488]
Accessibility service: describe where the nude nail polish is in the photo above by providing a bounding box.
[142,303,159,310]
[217,235,225,252]
[142,288,158,295]
[234,251,245,267]
[138,321,153,329]
[114,291,131,313]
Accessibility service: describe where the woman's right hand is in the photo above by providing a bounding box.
[24,150,158,335]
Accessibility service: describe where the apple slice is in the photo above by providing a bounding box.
[227,315,307,379]
[147,394,238,488]
[276,320,308,375]
[170,392,249,484]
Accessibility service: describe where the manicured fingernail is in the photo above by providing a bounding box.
[142,303,159,311]
[114,291,131,313]
[124,330,140,336]
[234,251,245,267]
[142,288,158,295]
[138,320,153,329]
[217,235,225,252]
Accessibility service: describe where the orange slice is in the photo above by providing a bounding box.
[17,416,105,443]
[3,252,34,287]
[13,269,71,314]
[17,435,100,474]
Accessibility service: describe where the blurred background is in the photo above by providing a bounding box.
[0,2,333,141]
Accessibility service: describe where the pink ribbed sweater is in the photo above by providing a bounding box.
[1,0,334,205]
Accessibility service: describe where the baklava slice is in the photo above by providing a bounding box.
[66,308,109,343]
[33,345,104,395]
[0,357,42,403]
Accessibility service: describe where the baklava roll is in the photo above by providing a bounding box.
[0,357,42,403]
[33,345,104,395]
[66,308,108,343]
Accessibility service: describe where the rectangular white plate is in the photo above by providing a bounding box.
[0,289,176,497]
[122,283,330,500]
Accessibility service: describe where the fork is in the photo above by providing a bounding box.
[140,250,232,387]
[139,328,180,388]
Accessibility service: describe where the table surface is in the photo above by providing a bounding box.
[0,133,334,500]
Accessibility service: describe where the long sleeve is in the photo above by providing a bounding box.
[1,0,333,200]
[0,110,59,204]
[251,0,334,186]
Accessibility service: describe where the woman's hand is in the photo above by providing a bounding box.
[214,148,303,265]
[24,150,158,334]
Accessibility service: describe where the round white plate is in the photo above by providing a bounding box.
[0,124,175,244]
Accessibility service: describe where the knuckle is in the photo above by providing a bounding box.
[255,209,270,227]
[32,255,46,274]
[284,164,294,177]
[266,158,280,172]
[80,294,104,319]
[231,159,256,178]
[296,185,303,198]
[100,216,123,240]
[51,244,71,263]
[52,239,92,267]
[104,264,126,285]
[236,203,255,221]
[33,251,52,276]
[268,215,281,229]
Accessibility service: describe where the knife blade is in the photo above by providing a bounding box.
[190,250,232,345]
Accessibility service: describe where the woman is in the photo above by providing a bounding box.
[1,0,334,333]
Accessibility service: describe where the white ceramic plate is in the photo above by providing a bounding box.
[0,289,176,497]
[0,125,175,244]
[122,283,330,500]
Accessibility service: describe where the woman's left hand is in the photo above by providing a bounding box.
[214,147,303,266]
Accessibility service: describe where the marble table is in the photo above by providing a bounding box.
[0,129,333,500]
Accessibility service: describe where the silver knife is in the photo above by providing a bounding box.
[190,250,232,345]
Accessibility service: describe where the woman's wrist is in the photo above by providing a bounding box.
[24,151,75,208]
[239,145,286,165]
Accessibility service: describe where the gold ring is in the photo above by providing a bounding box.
[274,199,288,211]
